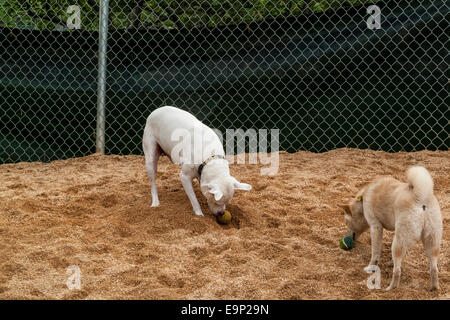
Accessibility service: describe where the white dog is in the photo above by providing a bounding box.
[340,166,442,290]
[142,106,252,216]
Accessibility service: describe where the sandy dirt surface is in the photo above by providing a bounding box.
[0,148,448,300]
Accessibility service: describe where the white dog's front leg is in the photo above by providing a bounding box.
[180,171,203,216]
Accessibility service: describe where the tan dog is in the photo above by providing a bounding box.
[340,166,442,291]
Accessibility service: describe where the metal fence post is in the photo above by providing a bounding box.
[96,0,110,154]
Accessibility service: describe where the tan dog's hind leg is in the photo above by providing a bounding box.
[386,236,407,291]
[423,237,440,290]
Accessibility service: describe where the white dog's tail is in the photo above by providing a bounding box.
[407,166,434,203]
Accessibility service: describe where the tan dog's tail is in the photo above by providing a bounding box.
[407,166,434,203]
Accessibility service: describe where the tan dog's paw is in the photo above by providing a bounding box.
[430,283,440,291]
[364,265,378,273]
[386,283,397,291]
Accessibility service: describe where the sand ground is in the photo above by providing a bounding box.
[0,148,448,299]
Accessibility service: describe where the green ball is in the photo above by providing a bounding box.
[216,210,232,225]
[339,236,354,250]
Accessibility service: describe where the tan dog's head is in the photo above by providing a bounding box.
[339,191,369,241]
[201,176,251,216]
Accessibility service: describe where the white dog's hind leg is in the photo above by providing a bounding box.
[180,169,203,216]
[143,132,161,207]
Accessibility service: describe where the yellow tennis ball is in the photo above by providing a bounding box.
[216,210,232,225]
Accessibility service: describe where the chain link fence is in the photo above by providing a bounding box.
[0,0,448,163]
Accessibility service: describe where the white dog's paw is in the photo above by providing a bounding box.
[151,201,160,207]
[194,210,204,216]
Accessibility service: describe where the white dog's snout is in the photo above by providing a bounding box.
[211,205,226,216]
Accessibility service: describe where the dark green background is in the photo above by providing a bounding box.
[0,0,448,163]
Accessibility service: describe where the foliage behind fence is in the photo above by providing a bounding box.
[0,0,448,163]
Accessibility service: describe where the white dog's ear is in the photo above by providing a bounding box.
[230,177,252,191]
[207,184,223,201]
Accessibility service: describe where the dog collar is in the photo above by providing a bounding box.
[198,155,227,177]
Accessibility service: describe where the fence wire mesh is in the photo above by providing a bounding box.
[0,0,448,163]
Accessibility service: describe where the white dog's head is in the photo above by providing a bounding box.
[201,176,251,216]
